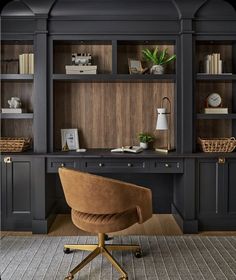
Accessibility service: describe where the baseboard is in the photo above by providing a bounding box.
[171,203,198,234]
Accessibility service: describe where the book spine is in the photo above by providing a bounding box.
[29,53,34,74]
[19,54,23,74]
[218,60,222,74]
[24,54,29,74]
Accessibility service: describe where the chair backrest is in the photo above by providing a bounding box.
[59,168,152,222]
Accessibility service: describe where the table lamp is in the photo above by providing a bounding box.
[155,96,171,153]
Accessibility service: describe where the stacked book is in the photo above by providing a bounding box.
[65,65,97,75]
[204,53,222,74]
[204,108,228,114]
[19,53,34,74]
[1,108,23,113]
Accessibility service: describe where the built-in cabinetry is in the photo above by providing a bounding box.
[194,39,236,151]
[197,158,236,230]
[1,0,236,233]
[1,155,32,230]
[1,41,34,148]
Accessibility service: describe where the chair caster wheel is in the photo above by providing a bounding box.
[135,249,142,258]
[104,234,113,241]
[64,275,74,280]
[63,247,71,254]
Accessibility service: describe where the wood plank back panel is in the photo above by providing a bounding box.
[1,82,34,112]
[1,42,33,74]
[1,120,33,139]
[196,44,232,73]
[53,42,112,74]
[54,82,175,149]
[117,43,175,74]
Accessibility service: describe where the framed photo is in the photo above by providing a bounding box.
[61,129,79,151]
[128,59,143,74]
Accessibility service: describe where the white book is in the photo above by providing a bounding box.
[218,60,222,74]
[111,146,143,153]
[1,108,23,113]
[29,53,34,74]
[19,54,23,74]
[204,108,228,114]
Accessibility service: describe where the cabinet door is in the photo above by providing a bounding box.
[227,159,236,215]
[1,156,32,230]
[197,159,226,216]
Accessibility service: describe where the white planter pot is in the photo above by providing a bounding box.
[140,142,148,149]
[150,65,164,74]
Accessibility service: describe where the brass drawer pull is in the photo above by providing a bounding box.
[4,157,12,164]
[61,163,65,167]
[218,158,225,164]
[99,163,104,167]
[165,163,170,167]
[127,163,133,167]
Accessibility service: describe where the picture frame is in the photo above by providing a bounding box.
[128,58,143,74]
[61,129,79,151]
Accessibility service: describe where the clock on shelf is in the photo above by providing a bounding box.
[204,93,228,114]
[206,93,222,108]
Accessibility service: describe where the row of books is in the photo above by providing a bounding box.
[19,53,34,74]
[204,53,222,74]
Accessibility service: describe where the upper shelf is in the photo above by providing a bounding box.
[0,113,34,119]
[52,74,176,82]
[196,74,236,81]
[1,74,34,81]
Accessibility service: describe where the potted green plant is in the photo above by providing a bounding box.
[138,133,154,149]
[142,47,176,74]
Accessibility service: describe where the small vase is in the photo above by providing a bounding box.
[140,142,148,149]
[150,65,164,74]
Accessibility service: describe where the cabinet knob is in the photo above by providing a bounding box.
[127,163,132,167]
[61,163,65,167]
[4,157,11,164]
[218,158,225,164]
[165,163,170,167]
[99,163,103,167]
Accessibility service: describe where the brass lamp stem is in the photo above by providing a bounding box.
[161,97,171,150]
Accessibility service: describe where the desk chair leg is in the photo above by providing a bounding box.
[65,247,100,280]
[64,244,97,252]
[102,247,128,279]
[106,244,142,258]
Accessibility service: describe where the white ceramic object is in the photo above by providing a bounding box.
[150,65,164,74]
[140,142,148,149]
[8,97,21,109]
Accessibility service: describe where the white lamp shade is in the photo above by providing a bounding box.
[156,108,168,130]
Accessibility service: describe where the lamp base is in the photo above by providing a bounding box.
[155,148,173,154]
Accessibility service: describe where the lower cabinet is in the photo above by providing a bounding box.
[1,155,32,231]
[197,158,236,230]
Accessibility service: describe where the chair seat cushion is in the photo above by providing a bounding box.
[71,208,139,233]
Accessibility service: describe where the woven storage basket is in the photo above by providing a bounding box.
[198,137,236,153]
[0,137,31,152]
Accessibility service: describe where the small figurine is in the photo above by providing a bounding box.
[72,53,92,65]
[8,97,21,109]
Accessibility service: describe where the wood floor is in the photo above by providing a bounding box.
[1,214,236,237]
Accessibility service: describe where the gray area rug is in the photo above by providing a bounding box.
[1,235,236,280]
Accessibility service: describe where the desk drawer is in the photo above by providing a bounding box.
[47,158,77,173]
[82,160,148,173]
[152,159,183,173]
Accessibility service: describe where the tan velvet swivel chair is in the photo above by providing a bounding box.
[59,168,152,280]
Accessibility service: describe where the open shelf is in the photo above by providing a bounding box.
[1,74,34,81]
[0,113,34,119]
[52,74,176,82]
[197,74,236,81]
[117,40,176,75]
[197,114,236,120]
[53,40,112,74]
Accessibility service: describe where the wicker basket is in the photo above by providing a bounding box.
[198,137,236,153]
[0,137,32,152]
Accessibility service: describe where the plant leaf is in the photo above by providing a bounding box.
[159,48,167,64]
[162,54,176,65]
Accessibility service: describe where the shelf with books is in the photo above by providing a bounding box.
[196,74,236,81]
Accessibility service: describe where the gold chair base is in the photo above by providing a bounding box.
[64,233,141,280]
